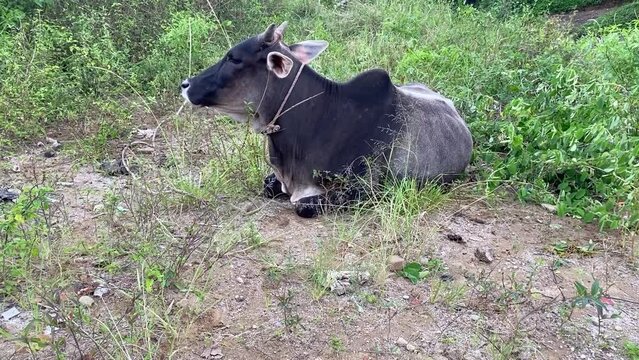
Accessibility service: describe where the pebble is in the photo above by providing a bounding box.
[614,325,622,331]
[541,203,557,213]
[406,343,416,352]
[79,296,95,307]
[94,286,109,298]
[446,233,465,244]
[388,255,405,272]
[402,295,410,300]
[236,276,244,284]
[439,273,454,282]
[396,337,408,347]
[474,247,495,263]
[43,150,56,158]
[1,307,20,320]
[470,314,480,321]
[235,295,245,302]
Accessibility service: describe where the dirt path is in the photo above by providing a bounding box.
[553,0,633,26]
[1,148,638,359]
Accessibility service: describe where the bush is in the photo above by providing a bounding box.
[1,0,638,230]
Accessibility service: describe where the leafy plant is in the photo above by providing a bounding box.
[399,258,445,284]
[0,186,53,296]
[625,340,639,360]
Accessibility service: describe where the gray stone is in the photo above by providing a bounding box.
[94,286,109,298]
[1,307,20,320]
[388,255,405,272]
[396,337,408,347]
[474,247,495,263]
[541,203,557,213]
[79,296,95,307]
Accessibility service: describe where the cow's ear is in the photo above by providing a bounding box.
[260,21,288,44]
[289,40,328,64]
[267,52,294,79]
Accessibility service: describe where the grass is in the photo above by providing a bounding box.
[2,0,639,358]
[580,1,639,34]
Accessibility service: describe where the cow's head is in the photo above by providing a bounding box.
[181,22,328,127]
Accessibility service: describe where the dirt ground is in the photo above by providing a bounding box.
[552,0,633,26]
[1,144,638,359]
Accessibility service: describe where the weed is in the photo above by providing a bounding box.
[625,340,639,360]
[275,289,302,333]
[329,335,345,352]
[0,185,54,297]
[399,258,446,284]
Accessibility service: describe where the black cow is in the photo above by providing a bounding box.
[181,22,473,218]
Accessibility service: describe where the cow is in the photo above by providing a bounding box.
[180,22,473,218]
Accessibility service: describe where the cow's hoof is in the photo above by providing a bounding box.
[294,196,324,218]
[263,173,285,198]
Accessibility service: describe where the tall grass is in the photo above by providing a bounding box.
[1,0,638,229]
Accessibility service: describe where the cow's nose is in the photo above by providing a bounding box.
[181,80,190,89]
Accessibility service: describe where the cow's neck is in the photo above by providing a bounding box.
[263,65,397,200]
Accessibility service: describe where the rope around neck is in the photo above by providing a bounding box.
[259,63,324,135]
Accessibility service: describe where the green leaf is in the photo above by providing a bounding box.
[399,262,423,284]
[574,281,587,296]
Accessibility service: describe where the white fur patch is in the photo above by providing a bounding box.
[181,87,191,103]
[290,185,324,203]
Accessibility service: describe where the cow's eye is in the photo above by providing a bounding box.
[227,54,241,64]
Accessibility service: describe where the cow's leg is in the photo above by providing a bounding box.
[263,173,288,199]
[294,185,366,218]
[294,194,328,218]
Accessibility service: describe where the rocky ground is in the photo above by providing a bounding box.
[1,136,638,359]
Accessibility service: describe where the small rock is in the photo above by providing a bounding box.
[469,314,480,321]
[43,150,57,158]
[402,295,410,300]
[235,295,245,302]
[1,307,20,320]
[580,355,586,359]
[36,141,45,147]
[396,337,408,347]
[43,325,58,336]
[134,128,155,139]
[541,203,557,213]
[446,233,465,244]
[46,137,62,150]
[614,325,622,331]
[200,345,224,359]
[137,146,155,154]
[326,270,370,295]
[440,273,454,282]
[236,277,244,284]
[590,316,600,325]
[388,255,405,272]
[419,256,430,266]
[406,343,416,352]
[79,296,95,307]
[0,188,20,202]
[474,247,495,264]
[100,159,131,176]
[93,286,109,298]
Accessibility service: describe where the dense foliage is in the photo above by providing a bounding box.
[1,0,638,230]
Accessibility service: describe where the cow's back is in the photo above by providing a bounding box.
[388,84,473,183]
